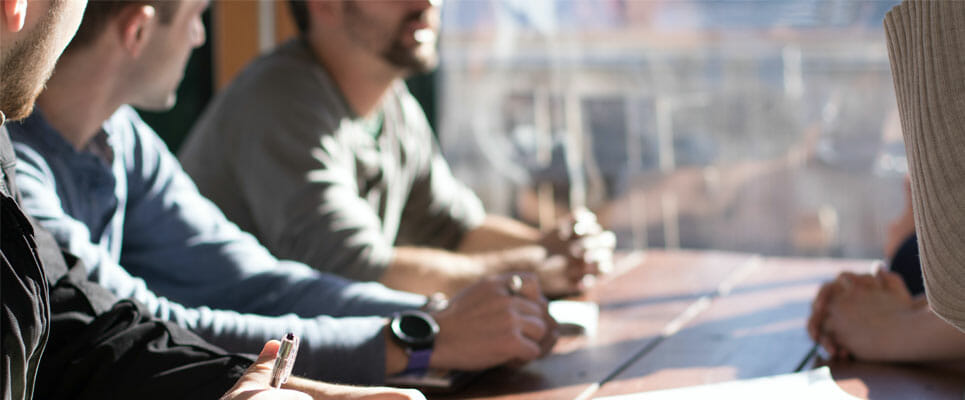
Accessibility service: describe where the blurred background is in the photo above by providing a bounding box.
[147,0,906,260]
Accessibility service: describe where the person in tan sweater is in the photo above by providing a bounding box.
[885,0,965,332]
[807,0,965,361]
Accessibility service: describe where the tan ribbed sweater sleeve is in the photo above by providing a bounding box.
[885,0,965,332]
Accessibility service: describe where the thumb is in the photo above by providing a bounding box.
[221,341,312,400]
[255,340,282,364]
[253,340,282,370]
[238,340,282,388]
[877,268,911,296]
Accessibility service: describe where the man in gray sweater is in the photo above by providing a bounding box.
[180,0,616,298]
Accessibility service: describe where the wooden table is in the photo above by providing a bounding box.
[432,250,965,400]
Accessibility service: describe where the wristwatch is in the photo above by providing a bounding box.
[390,310,439,373]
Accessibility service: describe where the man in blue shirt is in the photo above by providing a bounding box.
[10,0,556,385]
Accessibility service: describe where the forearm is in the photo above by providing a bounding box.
[457,215,541,253]
[882,303,965,361]
[283,378,360,397]
[382,247,485,295]
[283,376,423,399]
[382,246,546,295]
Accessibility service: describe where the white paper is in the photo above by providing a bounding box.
[594,367,859,400]
[549,300,599,337]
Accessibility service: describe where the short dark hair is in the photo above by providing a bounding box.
[288,0,310,35]
[67,1,179,50]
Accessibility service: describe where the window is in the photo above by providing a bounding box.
[436,0,905,258]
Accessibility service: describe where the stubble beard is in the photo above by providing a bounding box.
[0,1,63,121]
[381,34,437,76]
[344,1,438,76]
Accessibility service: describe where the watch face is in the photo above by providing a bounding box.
[392,310,439,349]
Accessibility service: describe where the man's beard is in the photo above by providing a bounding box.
[344,1,438,76]
[0,1,63,121]
[381,33,437,76]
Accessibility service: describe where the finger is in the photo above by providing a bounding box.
[811,282,831,312]
[836,273,857,292]
[833,344,851,362]
[510,296,545,318]
[592,250,614,275]
[806,309,823,341]
[566,247,613,280]
[514,273,546,303]
[584,248,613,271]
[570,208,601,236]
[404,389,429,400]
[394,388,428,400]
[538,317,559,356]
[836,272,874,289]
[869,261,885,275]
[246,389,313,400]
[810,281,836,319]
[819,334,838,359]
[515,312,549,343]
[565,260,592,283]
[238,341,282,387]
[568,235,615,262]
[256,340,282,363]
[808,288,830,340]
[853,276,879,290]
[221,341,311,400]
[509,330,543,362]
[576,231,617,250]
[877,268,909,294]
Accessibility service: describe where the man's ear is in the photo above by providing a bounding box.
[118,5,156,57]
[2,0,28,32]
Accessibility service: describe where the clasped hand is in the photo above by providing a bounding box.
[431,272,559,370]
[537,208,616,296]
[807,267,919,361]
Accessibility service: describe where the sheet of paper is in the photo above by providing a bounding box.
[549,300,599,337]
[594,367,859,400]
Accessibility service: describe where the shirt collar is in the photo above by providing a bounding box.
[18,109,115,165]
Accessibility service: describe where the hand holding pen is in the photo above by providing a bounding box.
[222,335,426,399]
[220,337,308,400]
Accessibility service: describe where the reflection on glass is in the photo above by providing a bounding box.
[437,0,904,258]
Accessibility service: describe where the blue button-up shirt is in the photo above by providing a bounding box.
[9,106,425,384]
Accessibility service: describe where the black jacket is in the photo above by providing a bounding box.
[2,126,252,400]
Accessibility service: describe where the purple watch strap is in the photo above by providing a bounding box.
[405,348,433,373]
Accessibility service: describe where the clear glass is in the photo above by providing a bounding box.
[435,0,906,258]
